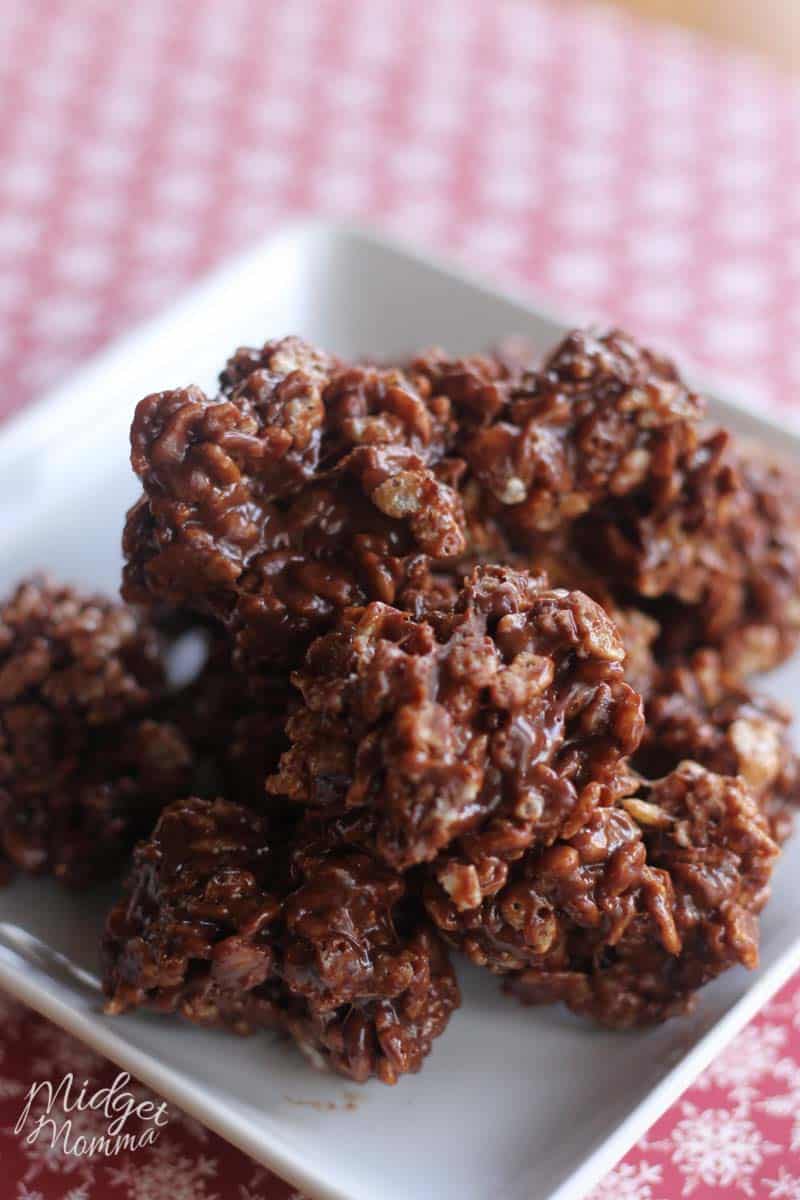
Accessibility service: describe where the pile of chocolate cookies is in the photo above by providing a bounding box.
[2,328,798,1084]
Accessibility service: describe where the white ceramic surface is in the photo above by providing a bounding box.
[0,221,798,1200]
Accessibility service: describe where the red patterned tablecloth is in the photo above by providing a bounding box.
[1,0,800,1196]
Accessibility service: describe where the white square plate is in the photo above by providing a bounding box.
[0,221,798,1200]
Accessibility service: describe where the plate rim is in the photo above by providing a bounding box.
[2,215,799,466]
[1,216,799,1200]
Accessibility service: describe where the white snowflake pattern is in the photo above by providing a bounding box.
[237,1187,291,1200]
[586,1159,663,1200]
[30,1023,104,1080]
[16,1184,44,1200]
[693,1023,788,1099]
[0,1074,27,1100]
[648,1101,781,1196]
[12,1101,105,1186]
[766,1167,800,1199]
[106,1141,218,1200]
[758,1058,800,1151]
[237,1166,308,1200]
[764,989,800,1033]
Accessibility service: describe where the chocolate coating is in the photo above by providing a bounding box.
[637,651,800,844]
[269,565,644,872]
[410,328,703,535]
[0,577,191,886]
[576,436,800,681]
[93,324,800,1061]
[424,762,778,1026]
[102,797,459,1084]
[123,338,466,671]
[503,764,778,1026]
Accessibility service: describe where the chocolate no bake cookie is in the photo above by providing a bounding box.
[0,577,192,886]
[268,565,644,870]
[427,762,778,1026]
[637,651,800,844]
[102,797,459,1083]
[410,328,703,537]
[123,337,467,671]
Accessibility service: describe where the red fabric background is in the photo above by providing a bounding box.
[1,0,800,1195]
